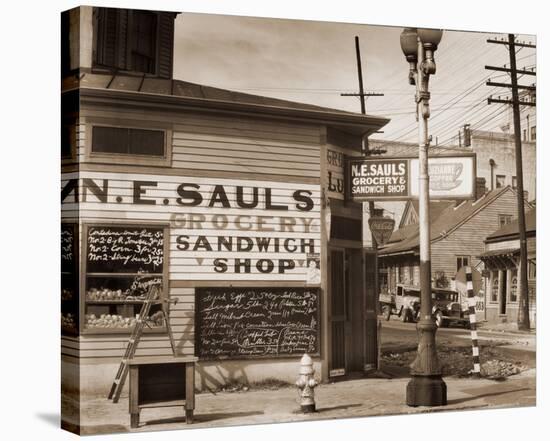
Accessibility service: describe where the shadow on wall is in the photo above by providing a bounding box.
[176,321,250,393]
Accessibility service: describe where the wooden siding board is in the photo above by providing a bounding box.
[430,191,520,277]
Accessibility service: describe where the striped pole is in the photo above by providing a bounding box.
[465,266,481,377]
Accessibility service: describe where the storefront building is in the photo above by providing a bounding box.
[61,6,389,398]
[378,185,533,300]
[479,209,536,327]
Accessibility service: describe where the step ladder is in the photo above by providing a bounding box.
[108,285,178,403]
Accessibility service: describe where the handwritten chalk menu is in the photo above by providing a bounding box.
[86,226,164,273]
[61,224,75,273]
[196,287,320,359]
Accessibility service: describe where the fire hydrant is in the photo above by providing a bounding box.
[296,353,318,413]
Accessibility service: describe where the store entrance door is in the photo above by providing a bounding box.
[328,248,365,377]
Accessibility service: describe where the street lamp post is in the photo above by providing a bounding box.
[400,27,447,407]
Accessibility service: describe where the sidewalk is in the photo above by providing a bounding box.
[72,368,536,435]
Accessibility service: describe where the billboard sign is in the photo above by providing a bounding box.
[347,154,475,201]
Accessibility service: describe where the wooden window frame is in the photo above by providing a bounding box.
[490,270,499,303]
[509,268,518,303]
[528,259,536,281]
[84,117,173,167]
[80,221,170,335]
[456,255,470,273]
[495,174,506,189]
[498,214,513,228]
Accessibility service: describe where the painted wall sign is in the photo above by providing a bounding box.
[195,287,320,359]
[327,147,346,200]
[368,217,395,246]
[62,172,321,281]
[347,154,476,201]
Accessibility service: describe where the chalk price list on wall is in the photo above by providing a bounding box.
[196,287,320,358]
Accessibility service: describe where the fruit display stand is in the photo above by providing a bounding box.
[128,356,198,428]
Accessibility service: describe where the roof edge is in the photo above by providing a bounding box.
[77,86,390,133]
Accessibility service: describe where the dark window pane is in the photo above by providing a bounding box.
[131,11,157,74]
[92,126,129,154]
[62,122,75,158]
[92,126,165,157]
[129,129,164,156]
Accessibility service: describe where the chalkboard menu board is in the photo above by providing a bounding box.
[61,224,75,273]
[86,226,164,273]
[196,287,320,359]
[61,223,79,335]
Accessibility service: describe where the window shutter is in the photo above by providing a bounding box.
[157,12,175,79]
[94,8,129,70]
[115,9,129,70]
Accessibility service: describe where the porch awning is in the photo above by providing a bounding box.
[478,248,519,258]
[478,248,519,269]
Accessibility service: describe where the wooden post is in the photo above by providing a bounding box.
[185,362,195,424]
[129,365,139,429]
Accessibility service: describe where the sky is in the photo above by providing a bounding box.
[173,13,536,146]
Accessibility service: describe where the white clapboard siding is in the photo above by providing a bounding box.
[77,120,85,162]
[79,109,322,180]
[81,109,323,145]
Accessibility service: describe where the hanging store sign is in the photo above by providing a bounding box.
[368,216,395,246]
[347,154,476,201]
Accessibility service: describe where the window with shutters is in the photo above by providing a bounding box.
[92,8,175,78]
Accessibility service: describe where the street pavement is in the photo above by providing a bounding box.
[63,319,536,435]
[70,368,535,435]
[381,318,536,361]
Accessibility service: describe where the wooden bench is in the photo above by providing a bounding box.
[128,356,198,428]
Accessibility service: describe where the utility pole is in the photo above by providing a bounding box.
[341,36,385,373]
[486,34,536,330]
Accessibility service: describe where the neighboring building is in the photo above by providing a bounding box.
[466,129,536,200]
[378,185,534,299]
[61,6,390,403]
[479,209,536,327]
[368,127,536,228]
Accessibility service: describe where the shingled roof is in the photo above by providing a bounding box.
[485,208,536,242]
[379,186,530,256]
[64,69,390,137]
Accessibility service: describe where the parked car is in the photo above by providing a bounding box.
[431,288,469,328]
[379,284,469,327]
[379,284,421,323]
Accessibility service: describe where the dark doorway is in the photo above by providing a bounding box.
[499,271,507,315]
[329,248,364,377]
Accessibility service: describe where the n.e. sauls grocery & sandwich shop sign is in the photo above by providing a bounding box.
[347,154,476,201]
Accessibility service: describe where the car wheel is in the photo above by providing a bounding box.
[435,311,446,328]
[383,306,391,321]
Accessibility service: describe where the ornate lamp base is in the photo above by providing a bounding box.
[406,375,447,407]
